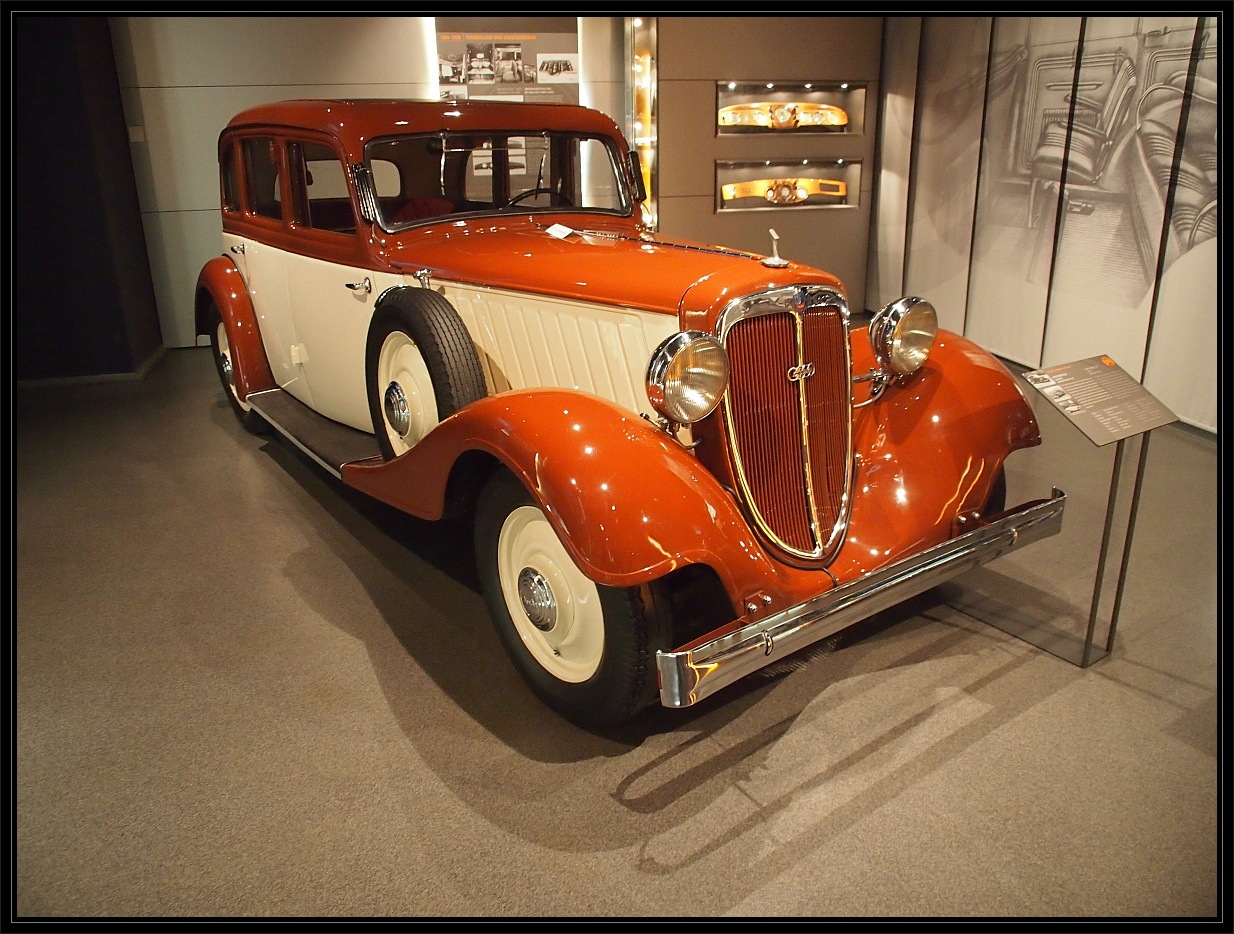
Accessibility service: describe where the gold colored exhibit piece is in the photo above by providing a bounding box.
[721,177,847,205]
[718,101,848,130]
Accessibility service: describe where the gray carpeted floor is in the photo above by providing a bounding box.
[14,348,1219,918]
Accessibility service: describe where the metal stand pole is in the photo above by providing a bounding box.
[1080,431,1153,667]
[1105,431,1152,653]
[1082,438,1125,667]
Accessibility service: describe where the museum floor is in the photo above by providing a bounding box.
[15,347,1219,918]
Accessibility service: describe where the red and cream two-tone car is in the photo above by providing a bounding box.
[196,98,1065,728]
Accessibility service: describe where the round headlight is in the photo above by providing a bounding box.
[646,331,730,424]
[871,296,937,376]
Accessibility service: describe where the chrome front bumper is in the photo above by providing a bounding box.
[656,489,1066,708]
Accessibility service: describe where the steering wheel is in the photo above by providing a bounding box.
[506,187,573,208]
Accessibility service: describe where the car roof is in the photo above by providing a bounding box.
[222,98,626,158]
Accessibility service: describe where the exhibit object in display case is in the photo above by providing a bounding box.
[719,101,847,130]
[722,176,847,206]
[718,159,856,210]
[197,99,1065,728]
[717,80,865,134]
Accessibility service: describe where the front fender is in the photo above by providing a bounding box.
[342,390,789,596]
[195,257,275,400]
[831,328,1041,579]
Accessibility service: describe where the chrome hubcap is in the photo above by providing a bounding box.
[517,567,557,632]
[384,381,410,437]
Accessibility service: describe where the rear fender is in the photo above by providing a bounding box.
[195,257,275,400]
[343,390,788,597]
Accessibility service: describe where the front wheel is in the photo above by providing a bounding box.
[982,465,1007,518]
[475,470,667,729]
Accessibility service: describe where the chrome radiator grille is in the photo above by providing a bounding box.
[719,287,852,562]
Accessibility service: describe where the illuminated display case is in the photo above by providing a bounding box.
[716,81,865,135]
[716,159,859,212]
[626,17,658,228]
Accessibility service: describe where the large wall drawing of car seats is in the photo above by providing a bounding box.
[957,16,1216,433]
[436,16,579,105]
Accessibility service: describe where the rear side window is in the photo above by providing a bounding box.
[242,137,281,220]
[220,142,240,213]
[288,140,356,234]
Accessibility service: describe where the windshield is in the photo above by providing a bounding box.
[365,131,630,231]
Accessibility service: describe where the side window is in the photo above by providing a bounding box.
[365,137,462,227]
[288,141,356,234]
[370,159,401,198]
[575,138,623,210]
[460,136,499,205]
[242,137,281,220]
[220,142,240,213]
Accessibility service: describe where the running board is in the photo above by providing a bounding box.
[246,389,382,478]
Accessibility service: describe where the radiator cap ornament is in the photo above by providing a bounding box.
[762,228,789,268]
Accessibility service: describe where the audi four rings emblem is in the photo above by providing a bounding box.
[787,363,816,381]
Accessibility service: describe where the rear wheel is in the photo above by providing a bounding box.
[475,470,667,729]
[209,303,268,434]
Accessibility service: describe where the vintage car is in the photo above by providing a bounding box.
[196,98,1066,728]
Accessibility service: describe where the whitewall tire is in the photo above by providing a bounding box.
[475,470,668,729]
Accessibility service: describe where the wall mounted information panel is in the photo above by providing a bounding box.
[716,81,865,135]
[717,159,859,212]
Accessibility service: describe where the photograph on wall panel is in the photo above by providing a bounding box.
[716,159,859,212]
[959,15,1215,430]
[436,16,579,105]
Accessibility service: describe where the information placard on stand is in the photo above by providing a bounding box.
[1022,355,1177,446]
[951,356,1176,667]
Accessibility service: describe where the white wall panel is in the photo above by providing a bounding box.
[137,208,221,349]
[578,17,626,136]
[122,86,266,214]
[866,17,919,314]
[902,17,990,336]
[111,17,437,88]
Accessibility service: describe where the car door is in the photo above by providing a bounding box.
[234,135,312,407]
[281,138,383,433]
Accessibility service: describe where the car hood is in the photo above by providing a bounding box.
[379,215,843,319]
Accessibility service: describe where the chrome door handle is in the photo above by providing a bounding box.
[230,244,245,254]
[346,277,372,294]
